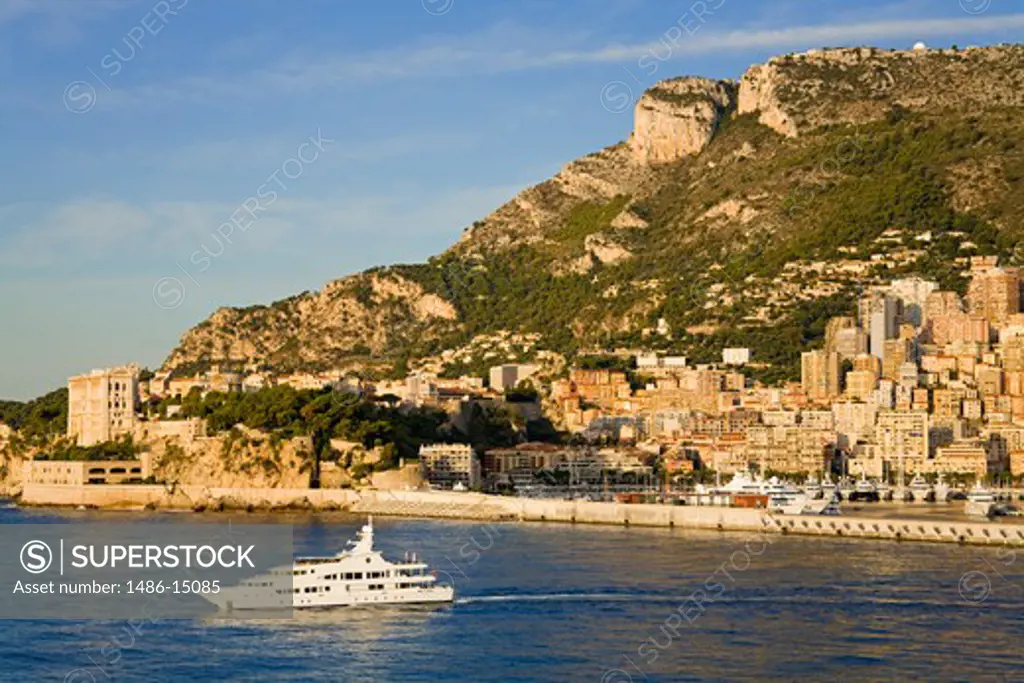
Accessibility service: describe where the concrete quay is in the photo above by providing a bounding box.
[16,483,1024,547]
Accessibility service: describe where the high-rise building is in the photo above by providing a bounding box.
[801,350,841,401]
[419,443,480,489]
[852,353,881,375]
[1003,336,1024,371]
[67,365,140,446]
[967,262,1020,326]
[876,410,929,473]
[859,292,902,362]
[925,290,964,318]
[825,317,856,351]
[930,314,990,346]
[977,365,1004,396]
[897,362,920,389]
[832,401,878,449]
[825,315,870,361]
[837,328,868,360]
[882,338,915,380]
[845,370,878,401]
[888,277,938,328]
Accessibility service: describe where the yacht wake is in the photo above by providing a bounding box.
[455,593,671,605]
[454,592,1010,609]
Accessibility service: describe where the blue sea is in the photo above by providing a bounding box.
[1,505,1022,682]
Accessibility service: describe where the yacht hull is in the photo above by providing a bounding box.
[208,585,455,612]
[965,501,995,518]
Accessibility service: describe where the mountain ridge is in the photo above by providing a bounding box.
[162,43,1024,382]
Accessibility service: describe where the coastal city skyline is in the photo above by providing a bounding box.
[3,1,1024,400]
[42,256,1024,494]
[4,3,1024,680]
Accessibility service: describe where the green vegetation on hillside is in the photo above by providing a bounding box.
[178,385,448,460]
[556,195,631,247]
[168,82,1024,386]
[35,435,142,462]
[0,388,68,442]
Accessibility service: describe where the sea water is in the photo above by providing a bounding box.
[1,506,1021,682]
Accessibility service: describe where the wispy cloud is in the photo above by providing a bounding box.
[71,12,1024,111]
[0,0,131,46]
[0,199,153,266]
[0,183,522,270]
[641,13,1024,55]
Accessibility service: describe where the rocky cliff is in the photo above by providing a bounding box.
[739,45,1024,137]
[163,43,1024,381]
[631,77,737,163]
[148,431,312,490]
[164,269,458,374]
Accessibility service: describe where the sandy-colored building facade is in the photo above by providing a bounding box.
[67,365,141,446]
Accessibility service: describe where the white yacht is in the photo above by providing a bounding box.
[848,475,880,503]
[820,474,838,501]
[717,472,805,510]
[933,476,951,503]
[837,477,855,501]
[908,473,933,502]
[778,495,842,516]
[206,518,455,612]
[764,477,805,509]
[965,483,997,518]
[803,476,823,500]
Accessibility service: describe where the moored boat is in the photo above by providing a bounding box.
[908,473,934,502]
[848,475,880,503]
[964,482,997,518]
[778,495,842,516]
[803,476,823,500]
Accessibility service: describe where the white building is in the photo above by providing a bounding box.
[832,402,878,450]
[888,277,938,328]
[722,348,751,366]
[67,365,140,446]
[762,410,799,427]
[406,372,439,405]
[633,354,687,372]
[419,444,480,489]
[859,292,902,362]
[489,364,539,392]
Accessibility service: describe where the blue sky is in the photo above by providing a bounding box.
[1,0,1022,400]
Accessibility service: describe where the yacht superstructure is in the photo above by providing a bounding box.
[964,483,997,518]
[206,518,455,612]
[848,475,880,502]
[716,472,806,510]
[908,473,933,502]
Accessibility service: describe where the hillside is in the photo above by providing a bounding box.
[163,44,1024,384]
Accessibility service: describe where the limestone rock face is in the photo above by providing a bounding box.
[739,45,1024,137]
[630,77,738,164]
[738,62,796,137]
[148,432,312,489]
[584,233,632,265]
[162,270,458,373]
[457,143,648,253]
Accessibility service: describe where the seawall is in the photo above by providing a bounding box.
[18,483,1024,547]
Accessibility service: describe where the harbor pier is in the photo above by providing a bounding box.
[16,483,1024,547]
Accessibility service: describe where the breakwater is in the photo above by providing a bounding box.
[18,483,1024,547]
